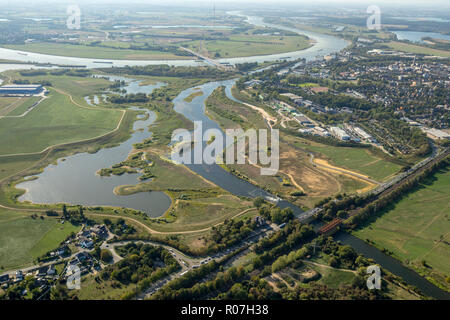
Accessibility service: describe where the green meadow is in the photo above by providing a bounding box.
[0,209,80,271]
[353,168,450,290]
[3,42,188,60]
[0,88,122,155]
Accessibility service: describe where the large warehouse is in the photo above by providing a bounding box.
[0,84,44,96]
[330,126,350,141]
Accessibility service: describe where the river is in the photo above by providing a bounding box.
[335,232,450,300]
[13,12,347,217]
[4,14,448,299]
[0,13,348,68]
[392,30,450,43]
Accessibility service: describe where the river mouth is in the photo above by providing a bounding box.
[0,13,348,68]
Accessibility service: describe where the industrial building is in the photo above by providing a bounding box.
[422,128,450,140]
[0,84,44,96]
[330,126,350,140]
[354,127,372,140]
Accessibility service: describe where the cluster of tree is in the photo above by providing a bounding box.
[252,221,315,269]
[109,80,126,89]
[100,65,235,79]
[12,79,52,86]
[1,276,49,300]
[85,41,193,57]
[258,205,294,225]
[108,92,149,104]
[151,260,220,299]
[208,218,258,252]
[18,70,47,77]
[45,210,59,216]
[271,246,310,273]
[103,218,136,237]
[94,243,180,299]
[371,113,431,156]
[235,62,259,72]
[62,205,86,225]
[216,277,280,300]
[49,68,91,77]
[154,264,248,300]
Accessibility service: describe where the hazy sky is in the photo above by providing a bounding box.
[2,0,449,5]
[1,0,449,11]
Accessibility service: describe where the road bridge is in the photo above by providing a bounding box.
[180,47,235,71]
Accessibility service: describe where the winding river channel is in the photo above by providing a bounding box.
[4,14,449,299]
[14,13,348,217]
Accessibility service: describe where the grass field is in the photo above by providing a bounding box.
[289,137,402,182]
[3,96,41,116]
[5,73,114,107]
[182,33,312,58]
[385,41,450,58]
[3,31,312,60]
[353,168,450,290]
[0,96,41,117]
[3,43,189,60]
[0,209,80,271]
[0,88,122,155]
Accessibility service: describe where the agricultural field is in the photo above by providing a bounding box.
[385,41,450,58]
[0,209,80,272]
[353,168,450,291]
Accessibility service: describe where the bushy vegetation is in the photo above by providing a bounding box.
[103,218,136,237]
[208,218,258,252]
[100,65,236,79]
[94,243,180,299]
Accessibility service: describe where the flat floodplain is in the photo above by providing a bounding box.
[353,168,450,290]
[0,88,122,155]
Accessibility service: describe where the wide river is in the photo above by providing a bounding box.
[0,13,348,68]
